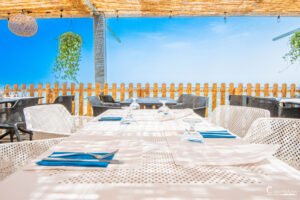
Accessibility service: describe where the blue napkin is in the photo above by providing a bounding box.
[99,117,123,121]
[199,130,236,139]
[36,152,115,168]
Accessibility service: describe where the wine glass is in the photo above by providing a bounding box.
[158,99,170,114]
[129,98,140,110]
[182,118,204,143]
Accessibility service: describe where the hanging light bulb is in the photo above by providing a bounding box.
[8,12,38,37]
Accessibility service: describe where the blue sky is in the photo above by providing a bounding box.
[0,16,299,85]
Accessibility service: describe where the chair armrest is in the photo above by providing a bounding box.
[193,106,207,117]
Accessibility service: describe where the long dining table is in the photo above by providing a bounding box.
[0,109,299,200]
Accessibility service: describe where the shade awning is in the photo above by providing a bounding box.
[1,0,300,19]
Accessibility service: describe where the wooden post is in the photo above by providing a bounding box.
[264,83,270,97]
[229,83,235,95]
[120,83,125,101]
[79,83,84,116]
[212,83,218,111]
[272,83,278,97]
[161,83,167,97]
[45,83,52,103]
[29,84,34,97]
[70,83,76,115]
[170,83,175,99]
[203,83,209,117]
[220,83,226,105]
[53,83,59,101]
[246,83,252,96]
[95,83,101,95]
[86,83,92,116]
[236,83,243,95]
[62,83,67,96]
[137,83,142,97]
[4,84,10,96]
[112,83,117,100]
[128,83,134,98]
[178,83,183,97]
[290,84,296,98]
[281,83,287,98]
[186,83,192,94]
[153,83,158,98]
[38,84,43,104]
[255,83,260,97]
[145,83,150,97]
[104,83,109,95]
[195,83,200,96]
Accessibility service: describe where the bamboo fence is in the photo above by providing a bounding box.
[3,83,299,116]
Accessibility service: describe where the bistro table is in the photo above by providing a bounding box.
[0,109,299,199]
[120,97,177,109]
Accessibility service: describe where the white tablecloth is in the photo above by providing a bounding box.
[0,109,299,200]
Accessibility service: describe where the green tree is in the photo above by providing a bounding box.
[284,31,300,64]
[53,32,82,82]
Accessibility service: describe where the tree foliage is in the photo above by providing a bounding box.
[53,32,82,82]
[284,31,300,64]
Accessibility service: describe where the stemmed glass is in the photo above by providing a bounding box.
[158,100,170,114]
[182,118,204,143]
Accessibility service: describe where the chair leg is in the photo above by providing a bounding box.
[9,130,14,142]
[0,131,11,140]
[18,127,33,141]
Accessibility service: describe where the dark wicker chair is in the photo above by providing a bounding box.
[53,95,74,114]
[279,103,300,118]
[172,94,208,117]
[229,95,249,106]
[247,97,279,117]
[0,97,40,142]
[99,93,119,104]
[88,96,121,117]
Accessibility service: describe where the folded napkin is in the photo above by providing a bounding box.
[99,117,123,121]
[36,152,115,168]
[199,130,236,138]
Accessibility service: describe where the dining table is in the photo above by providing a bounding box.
[0,109,299,200]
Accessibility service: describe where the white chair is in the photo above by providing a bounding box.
[0,138,64,181]
[208,105,270,137]
[244,118,300,171]
[24,104,92,139]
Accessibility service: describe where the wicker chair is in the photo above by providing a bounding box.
[279,102,300,119]
[0,138,64,181]
[24,104,91,139]
[53,95,74,114]
[172,94,208,117]
[229,95,249,106]
[244,118,300,170]
[99,93,120,104]
[208,105,271,138]
[0,97,40,142]
[248,97,279,117]
[88,96,121,117]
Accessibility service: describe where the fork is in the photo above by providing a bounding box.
[50,149,119,161]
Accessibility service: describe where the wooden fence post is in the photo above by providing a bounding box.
[220,83,226,105]
[255,83,260,97]
[212,83,218,111]
[246,83,252,96]
[186,83,192,94]
[145,83,150,97]
[264,83,270,97]
[104,83,109,95]
[273,83,278,97]
[53,83,59,101]
[120,83,125,101]
[62,83,67,96]
[195,83,200,96]
[229,83,235,95]
[170,83,175,99]
[29,84,34,97]
[137,83,142,97]
[129,83,134,98]
[38,84,43,103]
[153,83,158,98]
[79,83,84,116]
[281,83,287,98]
[178,83,183,97]
[161,83,167,98]
[112,83,117,100]
[95,83,101,95]
[86,83,92,116]
[290,84,296,98]
[70,83,75,115]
